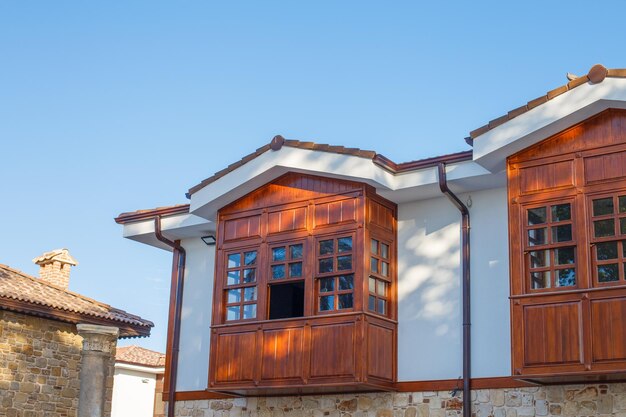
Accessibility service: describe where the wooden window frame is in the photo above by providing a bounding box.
[315,233,356,314]
[223,247,259,322]
[368,237,392,316]
[588,192,626,287]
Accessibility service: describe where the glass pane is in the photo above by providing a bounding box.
[271,265,285,279]
[319,240,334,255]
[320,277,334,292]
[529,250,550,268]
[334,274,351,290]
[227,289,241,303]
[318,258,333,273]
[338,237,352,253]
[228,254,241,268]
[243,304,256,319]
[593,197,614,216]
[290,244,303,259]
[338,294,353,309]
[598,264,619,282]
[244,287,257,301]
[552,224,572,242]
[623,241,626,258]
[377,281,387,296]
[556,268,576,287]
[368,295,376,311]
[620,196,626,213]
[369,277,376,293]
[597,242,618,260]
[551,204,571,222]
[243,268,256,283]
[528,207,547,225]
[320,295,334,311]
[381,244,389,259]
[371,239,379,254]
[531,271,550,289]
[337,255,352,271]
[370,257,378,273]
[227,270,240,285]
[272,247,286,262]
[528,228,547,246]
[594,219,615,237]
[555,247,575,265]
[381,262,389,277]
[620,218,626,235]
[377,299,387,315]
[244,251,257,266]
[289,262,302,278]
[226,306,240,321]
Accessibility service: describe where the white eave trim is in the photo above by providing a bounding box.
[115,362,165,375]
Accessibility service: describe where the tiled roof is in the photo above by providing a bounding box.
[0,264,153,338]
[469,64,626,140]
[116,345,165,368]
[32,248,78,266]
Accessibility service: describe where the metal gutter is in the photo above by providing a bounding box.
[438,163,471,417]
[154,217,186,417]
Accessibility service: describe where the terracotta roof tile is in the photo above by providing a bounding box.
[116,345,165,368]
[469,65,626,140]
[0,264,152,338]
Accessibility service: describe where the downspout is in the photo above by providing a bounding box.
[154,217,186,417]
[437,163,471,417]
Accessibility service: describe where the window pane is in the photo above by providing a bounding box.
[271,265,285,279]
[620,218,626,235]
[594,219,615,237]
[381,262,389,277]
[556,268,576,287]
[529,250,550,268]
[227,270,240,285]
[228,254,241,268]
[290,244,303,259]
[244,251,257,266]
[320,295,334,311]
[593,197,614,216]
[555,247,575,265]
[338,294,353,309]
[377,281,387,296]
[377,299,387,315]
[528,207,547,225]
[531,271,550,289]
[597,242,618,260]
[620,196,626,213]
[368,295,376,311]
[244,287,257,301]
[598,264,619,282]
[243,304,257,319]
[623,241,626,258]
[339,274,354,290]
[319,240,334,255]
[551,204,571,222]
[337,255,352,271]
[226,306,240,321]
[227,289,241,303]
[338,237,352,253]
[272,247,286,262]
[381,244,389,259]
[552,224,572,242]
[528,228,547,246]
[319,258,333,273]
[369,277,376,293]
[371,239,379,254]
[289,262,302,278]
[320,277,334,292]
[243,268,256,283]
[370,257,378,273]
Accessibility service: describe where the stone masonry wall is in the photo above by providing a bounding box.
[171,383,626,417]
[0,310,116,417]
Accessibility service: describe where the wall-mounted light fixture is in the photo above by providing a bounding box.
[201,235,216,246]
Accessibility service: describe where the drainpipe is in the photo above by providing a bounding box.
[437,163,471,417]
[154,217,186,417]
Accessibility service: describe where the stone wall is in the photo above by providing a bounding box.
[170,383,626,417]
[0,310,116,417]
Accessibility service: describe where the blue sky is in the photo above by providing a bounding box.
[1,1,625,352]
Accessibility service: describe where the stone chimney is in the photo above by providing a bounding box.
[32,249,78,290]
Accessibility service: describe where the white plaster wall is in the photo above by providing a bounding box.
[111,367,157,417]
[397,187,510,381]
[175,238,215,391]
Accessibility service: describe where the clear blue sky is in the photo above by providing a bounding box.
[1,1,625,352]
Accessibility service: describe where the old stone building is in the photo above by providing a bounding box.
[0,249,153,417]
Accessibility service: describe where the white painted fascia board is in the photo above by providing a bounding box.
[121,213,214,251]
[473,78,626,172]
[115,362,165,375]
